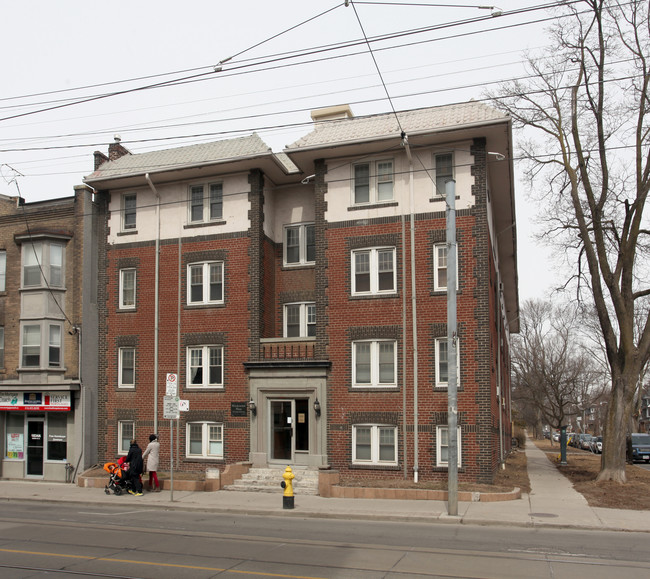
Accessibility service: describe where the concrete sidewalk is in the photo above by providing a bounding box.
[1,440,648,532]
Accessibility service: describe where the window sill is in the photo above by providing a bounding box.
[185,302,225,309]
[348,201,398,211]
[117,307,137,312]
[117,230,138,236]
[184,220,226,230]
[282,263,315,270]
[350,293,398,300]
[350,386,399,392]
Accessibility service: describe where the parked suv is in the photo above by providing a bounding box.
[630,433,650,463]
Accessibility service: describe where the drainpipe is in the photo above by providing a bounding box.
[404,136,419,483]
[497,282,504,468]
[145,173,160,434]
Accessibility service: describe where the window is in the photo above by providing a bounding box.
[0,250,6,291]
[49,325,61,367]
[434,153,453,195]
[435,337,460,388]
[122,193,137,230]
[0,327,4,368]
[436,425,462,467]
[434,244,448,291]
[353,340,396,387]
[119,269,136,309]
[22,324,41,367]
[119,347,135,388]
[187,346,223,388]
[284,223,315,266]
[189,183,223,223]
[353,425,398,465]
[22,241,65,288]
[47,413,67,461]
[353,160,394,204]
[186,422,223,458]
[187,261,223,305]
[284,302,316,338]
[118,421,134,454]
[352,247,396,295]
[5,414,24,459]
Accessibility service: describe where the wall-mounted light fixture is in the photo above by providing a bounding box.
[314,398,321,417]
[249,399,257,417]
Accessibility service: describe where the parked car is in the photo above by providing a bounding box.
[590,436,602,454]
[552,431,560,442]
[630,433,650,463]
[580,434,594,450]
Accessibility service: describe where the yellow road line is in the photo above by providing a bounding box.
[0,547,326,579]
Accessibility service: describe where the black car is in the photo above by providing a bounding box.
[630,433,650,463]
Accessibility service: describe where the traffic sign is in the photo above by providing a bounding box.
[165,373,178,396]
[163,395,179,419]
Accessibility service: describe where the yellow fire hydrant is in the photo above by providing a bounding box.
[281,466,295,509]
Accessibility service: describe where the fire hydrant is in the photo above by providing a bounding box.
[281,466,295,509]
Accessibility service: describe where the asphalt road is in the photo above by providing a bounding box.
[0,500,648,578]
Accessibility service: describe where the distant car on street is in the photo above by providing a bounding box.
[552,431,560,442]
[590,436,602,454]
[630,433,650,463]
[580,434,594,450]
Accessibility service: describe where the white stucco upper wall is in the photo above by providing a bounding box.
[323,143,475,223]
[266,183,314,243]
[106,173,251,244]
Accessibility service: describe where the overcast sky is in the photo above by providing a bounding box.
[0,0,562,301]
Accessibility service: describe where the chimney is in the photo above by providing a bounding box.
[93,150,109,171]
[108,134,131,162]
[310,104,353,125]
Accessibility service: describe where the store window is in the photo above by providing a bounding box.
[47,413,67,461]
[5,413,24,459]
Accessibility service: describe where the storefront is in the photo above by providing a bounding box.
[1,390,75,481]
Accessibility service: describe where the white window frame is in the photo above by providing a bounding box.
[283,302,316,338]
[435,337,460,388]
[187,261,224,305]
[434,152,454,196]
[0,250,6,292]
[118,421,134,455]
[119,268,136,309]
[436,425,462,467]
[186,345,224,389]
[118,347,135,388]
[186,422,223,458]
[283,223,315,266]
[433,243,448,291]
[352,424,398,465]
[352,247,396,296]
[352,159,394,205]
[122,193,137,231]
[20,322,63,369]
[189,182,223,223]
[22,241,65,289]
[352,339,397,388]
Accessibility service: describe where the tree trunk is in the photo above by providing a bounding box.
[597,373,636,483]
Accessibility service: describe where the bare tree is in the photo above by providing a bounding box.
[512,300,600,439]
[490,1,650,482]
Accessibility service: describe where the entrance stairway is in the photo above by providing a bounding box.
[223,467,320,495]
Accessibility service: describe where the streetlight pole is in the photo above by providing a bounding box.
[446,178,458,516]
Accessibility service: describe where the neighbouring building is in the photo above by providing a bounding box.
[0,188,100,481]
[85,102,519,485]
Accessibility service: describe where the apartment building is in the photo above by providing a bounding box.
[86,102,518,484]
[0,188,100,481]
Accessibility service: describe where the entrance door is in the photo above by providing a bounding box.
[270,399,310,462]
[26,418,45,476]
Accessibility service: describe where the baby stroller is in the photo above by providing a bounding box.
[103,457,133,495]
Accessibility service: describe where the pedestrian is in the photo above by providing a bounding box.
[125,439,144,496]
[142,434,161,492]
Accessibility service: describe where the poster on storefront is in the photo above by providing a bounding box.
[7,433,24,459]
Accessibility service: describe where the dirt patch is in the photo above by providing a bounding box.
[338,449,530,494]
[533,439,650,510]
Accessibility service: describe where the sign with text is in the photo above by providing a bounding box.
[165,373,178,396]
[163,396,180,419]
[231,401,248,417]
[0,392,71,411]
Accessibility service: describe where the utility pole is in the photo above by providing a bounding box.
[446,178,458,516]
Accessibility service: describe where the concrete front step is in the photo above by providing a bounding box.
[224,467,320,495]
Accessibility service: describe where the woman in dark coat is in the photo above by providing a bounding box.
[125,439,144,495]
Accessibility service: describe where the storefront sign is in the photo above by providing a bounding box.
[0,392,71,411]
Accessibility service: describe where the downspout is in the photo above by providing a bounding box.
[404,136,419,483]
[401,214,408,479]
[145,173,160,435]
[497,282,504,468]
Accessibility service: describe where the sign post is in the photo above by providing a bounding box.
[163,373,179,501]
